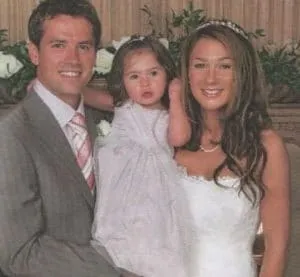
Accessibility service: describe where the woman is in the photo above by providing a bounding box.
[176,20,290,277]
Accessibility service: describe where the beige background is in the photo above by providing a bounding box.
[0,1,299,277]
[1,0,300,47]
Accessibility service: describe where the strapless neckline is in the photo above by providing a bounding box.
[178,165,240,186]
[179,169,259,277]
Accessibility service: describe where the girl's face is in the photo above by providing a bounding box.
[188,37,234,114]
[123,48,167,109]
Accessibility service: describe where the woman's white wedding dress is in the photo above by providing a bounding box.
[180,169,260,277]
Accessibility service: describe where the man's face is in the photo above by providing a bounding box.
[29,15,96,108]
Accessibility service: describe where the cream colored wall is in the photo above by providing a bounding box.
[0,0,37,43]
[1,0,299,46]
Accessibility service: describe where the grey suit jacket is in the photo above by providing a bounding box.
[0,92,119,277]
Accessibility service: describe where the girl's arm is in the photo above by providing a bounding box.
[167,78,191,147]
[83,86,114,111]
[259,130,290,277]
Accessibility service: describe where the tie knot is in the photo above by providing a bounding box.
[71,112,86,127]
[68,113,87,136]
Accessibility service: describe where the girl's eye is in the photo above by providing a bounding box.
[150,70,158,76]
[128,74,138,80]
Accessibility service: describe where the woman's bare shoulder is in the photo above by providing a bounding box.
[261,129,288,157]
[261,129,290,189]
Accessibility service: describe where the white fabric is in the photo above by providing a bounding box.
[91,101,188,277]
[179,168,260,277]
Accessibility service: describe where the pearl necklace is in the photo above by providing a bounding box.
[199,144,220,153]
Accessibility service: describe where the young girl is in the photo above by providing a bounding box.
[91,36,190,277]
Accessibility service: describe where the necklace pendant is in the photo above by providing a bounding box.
[199,144,219,153]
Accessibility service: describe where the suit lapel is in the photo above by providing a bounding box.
[23,92,95,208]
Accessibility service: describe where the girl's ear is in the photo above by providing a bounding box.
[27,41,39,66]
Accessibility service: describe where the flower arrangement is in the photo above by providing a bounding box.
[0,51,23,79]
[93,36,131,76]
[258,42,300,103]
[0,29,36,104]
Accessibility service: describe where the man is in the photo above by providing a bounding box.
[0,0,122,276]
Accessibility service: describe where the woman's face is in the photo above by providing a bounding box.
[188,37,234,113]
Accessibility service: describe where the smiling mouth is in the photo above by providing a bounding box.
[59,71,81,77]
[201,89,223,97]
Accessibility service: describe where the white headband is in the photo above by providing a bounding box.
[113,35,169,51]
[196,19,248,40]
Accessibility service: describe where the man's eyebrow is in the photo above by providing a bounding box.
[79,40,94,45]
[48,39,94,45]
[49,39,66,44]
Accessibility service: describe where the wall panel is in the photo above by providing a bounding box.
[0,0,37,43]
[1,0,300,47]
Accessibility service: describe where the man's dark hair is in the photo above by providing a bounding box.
[28,0,101,48]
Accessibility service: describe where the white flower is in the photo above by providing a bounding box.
[112,36,131,50]
[159,38,169,49]
[96,120,112,137]
[0,51,23,78]
[94,48,114,75]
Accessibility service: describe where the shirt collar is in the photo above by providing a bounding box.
[33,79,85,128]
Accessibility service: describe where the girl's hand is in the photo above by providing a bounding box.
[167,77,191,146]
[168,78,183,104]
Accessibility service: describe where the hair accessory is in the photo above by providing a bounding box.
[112,36,144,51]
[113,35,168,51]
[196,19,248,40]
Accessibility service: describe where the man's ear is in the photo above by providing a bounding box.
[28,41,39,66]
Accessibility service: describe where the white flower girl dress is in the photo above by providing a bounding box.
[91,101,187,277]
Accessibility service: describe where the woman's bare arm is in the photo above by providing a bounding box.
[259,130,290,277]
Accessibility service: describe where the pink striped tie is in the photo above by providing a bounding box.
[69,113,95,192]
